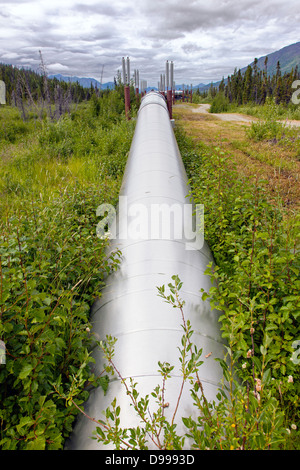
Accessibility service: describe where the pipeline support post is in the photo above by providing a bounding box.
[124,85,131,120]
[167,89,172,119]
[0,80,6,105]
[134,69,140,108]
[165,60,173,119]
[122,57,131,120]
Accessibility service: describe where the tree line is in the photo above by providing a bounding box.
[0,58,97,120]
[197,58,300,106]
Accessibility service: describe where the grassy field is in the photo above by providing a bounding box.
[173,102,300,215]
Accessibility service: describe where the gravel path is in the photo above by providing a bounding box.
[191,103,300,127]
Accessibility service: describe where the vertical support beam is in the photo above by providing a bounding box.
[170,61,174,104]
[122,57,126,85]
[0,80,6,105]
[170,62,174,91]
[166,60,169,91]
[135,69,139,107]
[126,57,130,84]
[124,85,131,120]
[167,89,172,119]
[122,57,131,120]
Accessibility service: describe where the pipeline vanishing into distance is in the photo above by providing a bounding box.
[66,91,226,450]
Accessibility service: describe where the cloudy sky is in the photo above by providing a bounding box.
[0,0,299,86]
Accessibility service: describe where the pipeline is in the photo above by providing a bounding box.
[66,91,225,450]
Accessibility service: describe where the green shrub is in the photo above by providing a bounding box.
[0,118,29,143]
[0,91,135,450]
[0,185,122,449]
[247,119,287,142]
[174,126,300,447]
[62,276,291,450]
[210,92,230,113]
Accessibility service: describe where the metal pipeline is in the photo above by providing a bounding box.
[66,91,225,450]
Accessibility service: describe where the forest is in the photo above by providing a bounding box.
[0,59,96,120]
[195,58,300,110]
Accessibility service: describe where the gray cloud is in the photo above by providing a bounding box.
[0,0,299,85]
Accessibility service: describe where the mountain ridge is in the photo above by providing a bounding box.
[195,41,300,91]
[48,73,115,90]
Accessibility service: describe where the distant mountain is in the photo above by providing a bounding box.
[48,75,206,92]
[247,41,300,76]
[194,41,300,91]
[48,73,115,90]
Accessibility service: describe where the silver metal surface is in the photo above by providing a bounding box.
[66,91,225,450]
[170,61,174,90]
[122,57,126,85]
[0,80,6,105]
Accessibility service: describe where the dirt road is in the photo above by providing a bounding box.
[191,103,300,127]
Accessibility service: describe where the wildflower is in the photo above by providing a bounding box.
[291,424,297,430]
[250,327,255,334]
[255,378,262,391]
[247,349,252,358]
[286,429,291,434]
[288,375,293,383]
[86,327,90,332]
[242,363,247,369]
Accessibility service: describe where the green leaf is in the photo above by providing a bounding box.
[19,363,33,380]
[16,416,35,435]
[262,368,272,385]
[27,436,46,450]
[260,345,267,356]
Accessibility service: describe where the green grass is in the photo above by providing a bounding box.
[230,97,300,121]
[0,95,135,212]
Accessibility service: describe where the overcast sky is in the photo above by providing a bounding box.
[0,0,299,86]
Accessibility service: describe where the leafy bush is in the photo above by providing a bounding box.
[245,100,300,154]
[210,92,230,113]
[61,276,291,450]
[0,91,135,450]
[174,126,300,448]
[0,186,122,449]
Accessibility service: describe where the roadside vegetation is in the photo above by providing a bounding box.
[0,85,136,449]
[171,101,299,449]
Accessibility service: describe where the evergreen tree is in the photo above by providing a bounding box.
[242,65,252,104]
[216,54,300,107]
